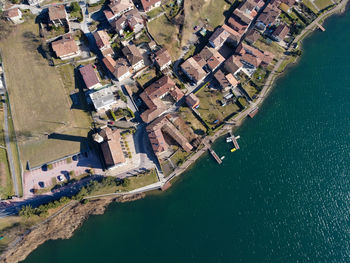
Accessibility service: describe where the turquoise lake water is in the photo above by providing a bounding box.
[23,8,350,263]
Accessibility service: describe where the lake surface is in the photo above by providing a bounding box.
[23,9,350,263]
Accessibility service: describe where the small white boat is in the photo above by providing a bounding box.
[226,137,232,143]
[221,156,225,160]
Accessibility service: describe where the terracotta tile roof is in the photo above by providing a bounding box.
[245,29,261,44]
[146,114,193,155]
[48,5,67,21]
[140,76,184,123]
[108,0,134,16]
[224,55,243,75]
[197,46,225,71]
[154,48,172,68]
[99,127,125,167]
[181,57,206,83]
[214,70,231,88]
[114,58,130,79]
[122,44,143,66]
[51,34,78,58]
[225,73,239,87]
[272,24,290,40]
[141,0,161,11]
[257,4,280,25]
[93,30,111,49]
[209,27,231,47]
[227,17,248,35]
[79,64,100,89]
[233,9,253,25]
[4,8,20,18]
[185,93,200,108]
[102,56,117,74]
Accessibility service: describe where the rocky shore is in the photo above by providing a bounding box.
[0,194,144,263]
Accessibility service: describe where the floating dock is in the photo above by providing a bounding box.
[227,132,240,150]
[249,107,259,118]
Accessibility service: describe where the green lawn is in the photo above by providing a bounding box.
[302,0,319,14]
[179,106,207,135]
[242,82,259,98]
[0,20,92,168]
[136,68,157,87]
[147,7,164,19]
[314,0,333,10]
[170,148,191,167]
[148,15,180,60]
[196,86,240,128]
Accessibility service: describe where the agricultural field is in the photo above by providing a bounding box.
[0,20,92,168]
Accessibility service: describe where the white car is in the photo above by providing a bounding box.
[57,175,64,182]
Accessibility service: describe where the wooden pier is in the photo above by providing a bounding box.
[316,23,325,31]
[228,132,240,150]
[204,141,222,164]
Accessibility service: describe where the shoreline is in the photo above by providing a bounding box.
[1,1,349,262]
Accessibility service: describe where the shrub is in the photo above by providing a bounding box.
[69,171,75,177]
[110,110,117,121]
[47,164,53,170]
[67,157,72,164]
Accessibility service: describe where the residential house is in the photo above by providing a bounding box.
[102,56,131,81]
[95,127,125,169]
[238,0,259,17]
[4,8,22,24]
[181,57,206,84]
[93,30,114,56]
[122,44,144,71]
[194,46,225,72]
[227,17,248,35]
[256,4,280,30]
[186,93,200,109]
[214,70,233,91]
[209,24,241,49]
[224,55,244,76]
[140,76,184,123]
[51,34,80,60]
[114,58,132,81]
[225,73,239,88]
[146,114,193,157]
[232,9,254,26]
[88,85,118,112]
[110,9,144,35]
[141,0,162,12]
[154,48,172,71]
[272,24,290,42]
[245,29,261,45]
[27,0,44,6]
[235,43,274,74]
[48,5,68,27]
[104,0,135,21]
[125,9,144,33]
[111,15,127,35]
[79,64,101,90]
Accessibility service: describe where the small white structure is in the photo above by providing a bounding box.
[89,86,118,112]
[4,8,23,24]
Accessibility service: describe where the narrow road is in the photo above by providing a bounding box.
[3,101,19,197]
[0,63,20,197]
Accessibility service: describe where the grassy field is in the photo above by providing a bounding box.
[196,86,240,128]
[0,103,13,198]
[254,38,285,61]
[0,20,92,168]
[180,0,230,46]
[136,68,157,87]
[148,15,180,60]
[314,0,333,10]
[302,0,319,14]
[179,106,207,134]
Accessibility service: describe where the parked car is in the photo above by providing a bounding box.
[57,175,64,182]
[38,181,45,188]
